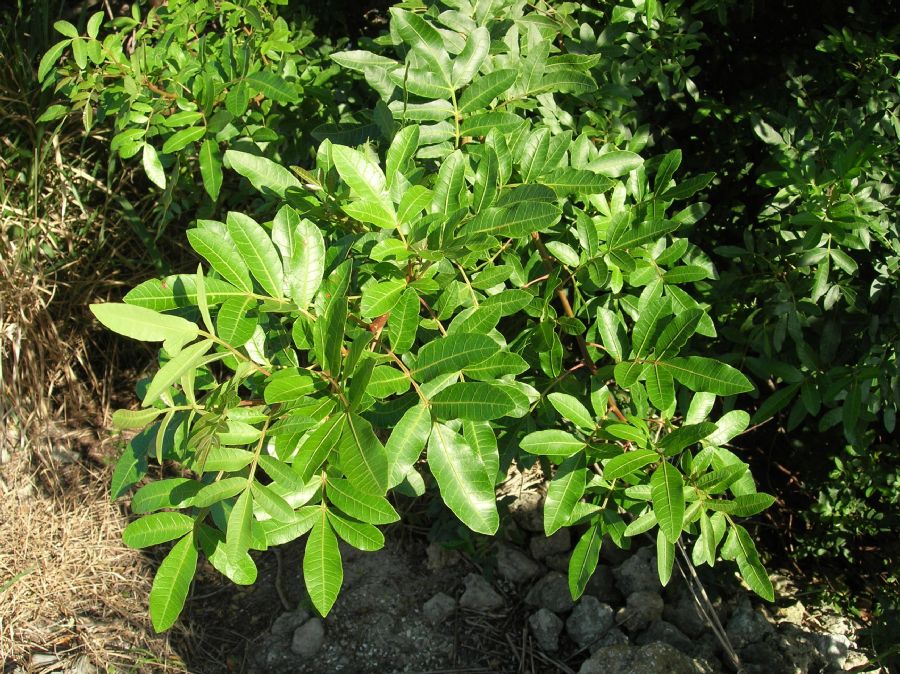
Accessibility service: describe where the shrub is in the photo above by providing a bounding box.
[89,0,774,631]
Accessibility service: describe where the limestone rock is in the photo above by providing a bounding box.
[459,573,504,612]
[616,591,664,632]
[525,571,575,614]
[566,596,615,648]
[613,546,658,595]
[291,618,325,657]
[529,529,571,559]
[529,608,564,652]
[423,592,456,625]
[497,544,541,583]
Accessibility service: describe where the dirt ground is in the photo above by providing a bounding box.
[0,440,885,674]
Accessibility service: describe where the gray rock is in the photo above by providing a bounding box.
[497,544,541,583]
[529,608,564,652]
[663,594,708,638]
[589,627,630,653]
[509,491,544,532]
[459,573,504,612]
[271,607,310,638]
[426,541,460,570]
[530,529,571,559]
[566,596,615,648]
[613,545,658,595]
[817,632,852,668]
[725,599,772,649]
[423,592,456,625]
[616,591,664,632]
[579,641,713,674]
[584,563,622,604]
[777,600,805,625]
[525,571,575,614]
[771,623,827,673]
[544,552,570,573]
[636,620,694,654]
[291,617,325,657]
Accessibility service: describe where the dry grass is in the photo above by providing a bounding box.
[0,448,189,671]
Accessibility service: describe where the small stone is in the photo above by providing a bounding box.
[772,623,826,673]
[589,627,629,653]
[509,491,545,532]
[271,607,310,638]
[529,529,571,559]
[529,608,564,652]
[544,552,570,573]
[29,653,58,667]
[423,592,456,625]
[585,563,622,604]
[459,573,504,612]
[816,632,853,669]
[579,643,636,674]
[636,620,694,654]
[566,596,614,648]
[726,599,773,649]
[613,546,658,595]
[525,571,575,614]
[663,594,708,638]
[616,591,664,632]
[291,618,325,657]
[426,542,460,570]
[777,600,805,625]
[497,544,541,583]
[599,538,632,566]
[581,642,713,674]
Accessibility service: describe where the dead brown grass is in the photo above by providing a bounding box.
[0,448,189,671]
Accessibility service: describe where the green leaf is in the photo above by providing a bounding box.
[38,39,71,82]
[651,462,685,543]
[149,533,197,632]
[331,145,395,226]
[111,437,148,500]
[386,403,432,488]
[132,478,200,513]
[327,478,399,524]
[192,477,248,508]
[427,422,498,535]
[645,363,676,412]
[294,415,345,482]
[226,488,253,564]
[520,430,585,462]
[654,149,682,196]
[460,112,524,138]
[568,524,602,600]
[143,339,213,407]
[660,173,715,201]
[548,393,595,430]
[225,150,301,198]
[261,507,319,546]
[458,69,517,114]
[432,149,466,214]
[327,510,384,551]
[603,449,659,480]
[186,228,253,293]
[390,8,450,81]
[464,201,561,238]
[539,168,614,196]
[590,151,643,177]
[654,308,704,359]
[161,126,205,154]
[624,509,658,537]
[112,407,162,430]
[386,126,419,188]
[544,454,586,535]
[340,414,388,495]
[608,219,680,252]
[361,279,406,318]
[614,361,645,388]
[264,368,317,404]
[388,287,419,354]
[90,303,198,354]
[304,510,343,616]
[452,26,490,87]
[272,207,325,307]
[657,529,675,586]
[199,139,223,201]
[430,382,517,421]
[413,333,496,382]
[595,307,625,363]
[122,512,194,549]
[246,71,298,104]
[142,143,166,190]
[660,357,754,396]
[226,212,284,299]
[705,410,751,446]
[216,296,257,346]
[630,296,671,359]
[53,20,78,38]
[251,481,295,523]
